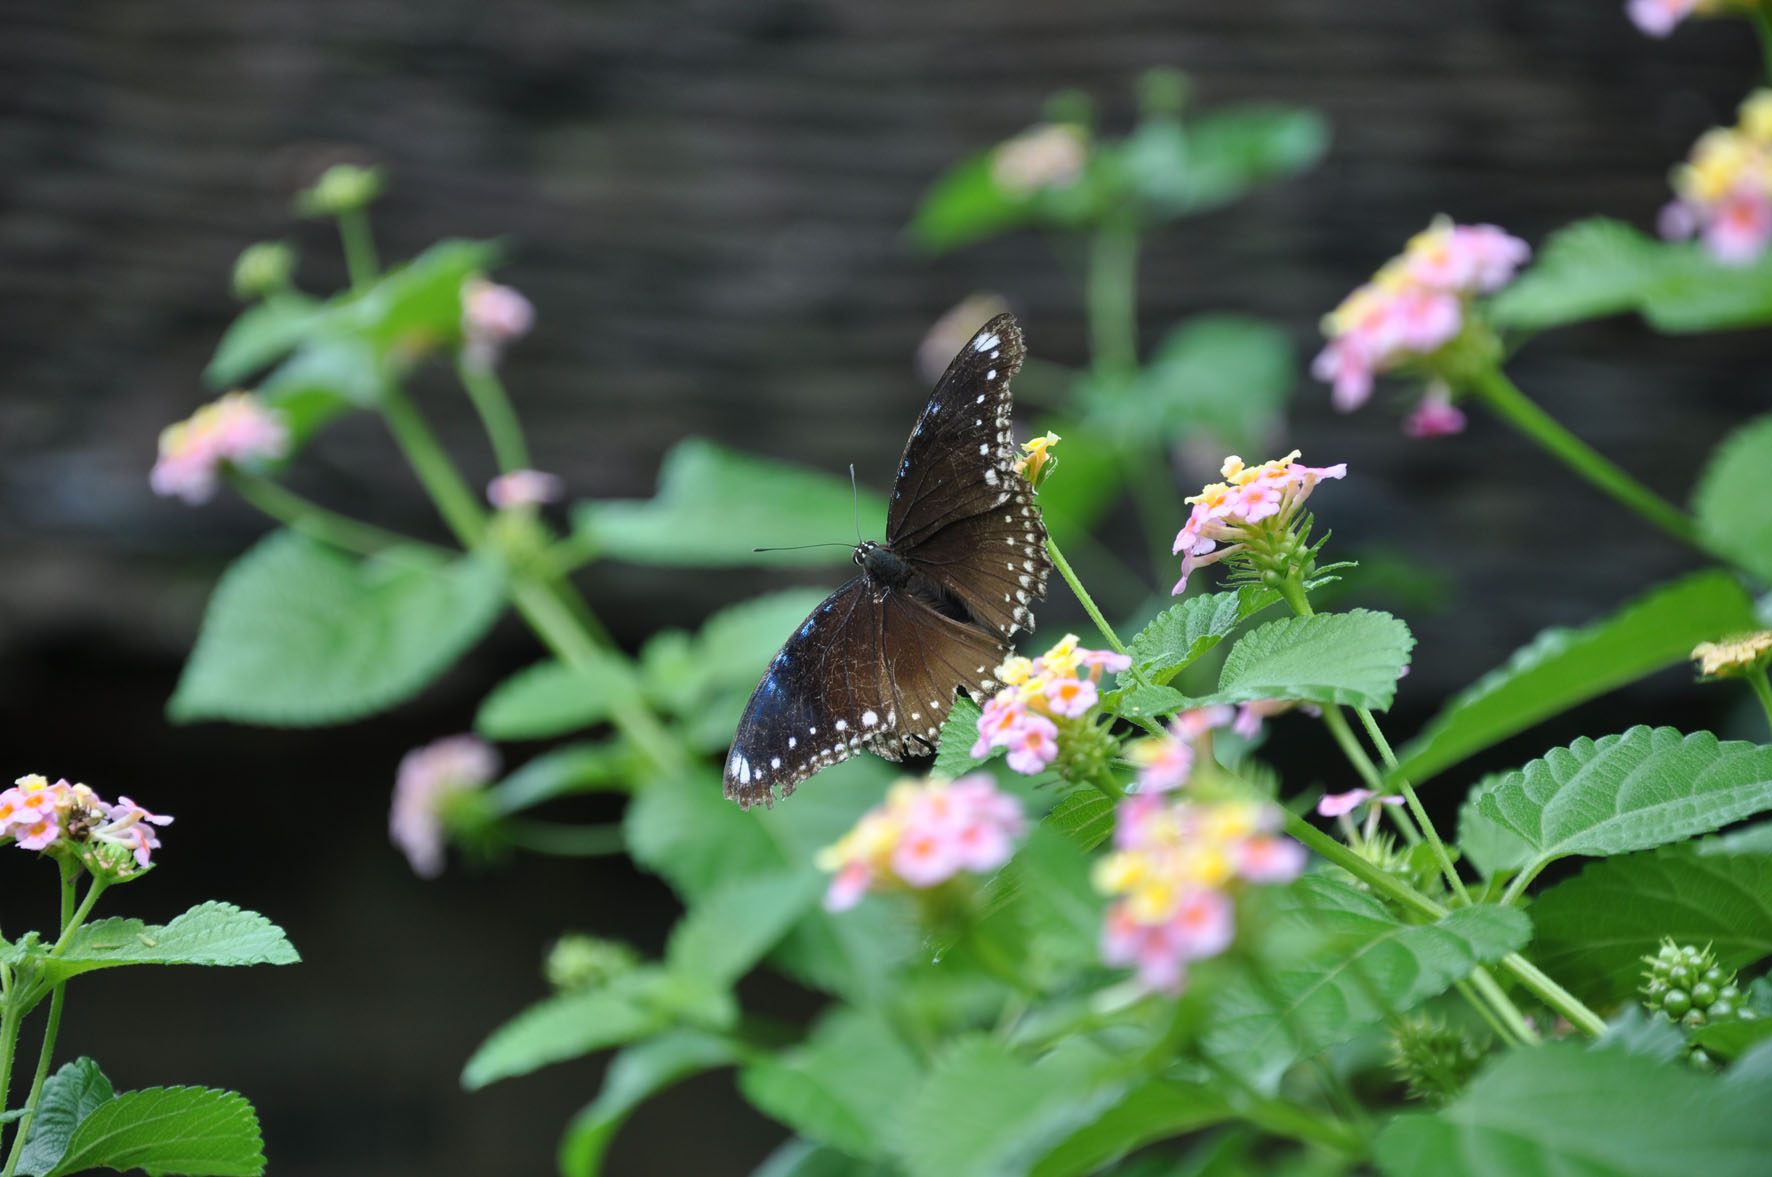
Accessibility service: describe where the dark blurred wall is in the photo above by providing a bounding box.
[0,2,1761,1175]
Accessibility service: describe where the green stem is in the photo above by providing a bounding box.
[1199,1057,1363,1157]
[1320,706,1386,793]
[1749,669,1772,736]
[0,1003,20,1159]
[1469,368,1697,551]
[502,821,626,857]
[1752,5,1772,86]
[1,989,63,1177]
[1085,215,1140,380]
[337,208,380,293]
[1354,707,1470,906]
[1090,770,1125,802]
[227,472,441,557]
[1047,538,1128,657]
[1467,965,1539,1044]
[1502,952,1606,1037]
[379,385,487,545]
[457,355,532,473]
[1454,977,1522,1047]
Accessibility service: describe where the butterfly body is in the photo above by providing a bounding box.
[724,313,1051,808]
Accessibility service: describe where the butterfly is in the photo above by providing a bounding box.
[724,312,1052,808]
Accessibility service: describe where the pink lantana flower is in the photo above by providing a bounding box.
[1402,384,1467,439]
[462,278,535,366]
[389,735,500,878]
[1170,451,1346,595]
[990,123,1088,197]
[1,774,172,875]
[1093,796,1304,994]
[1127,706,1234,793]
[972,635,1129,777]
[815,774,1026,911]
[487,469,564,509]
[150,391,290,504]
[1662,92,1772,266]
[1626,0,1703,37]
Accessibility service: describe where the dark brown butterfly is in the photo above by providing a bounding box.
[724,313,1052,808]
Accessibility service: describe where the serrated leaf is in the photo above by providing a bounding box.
[1398,571,1758,784]
[1455,775,1535,878]
[891,1037,1121,1177]
[738,1008,922,1158]
[1374,1042,1772,1177]
[1472,727,1772,878]
[1488,218,1672,330]
[558,1032,738,1177]
[573,440,885,568]
[41,1085,264,1177]
[1531,846,1772,1005]
[475,655,630,741]
[1211,609,1413,711]
[933,695,989,778]
[1109,684,1190,720]
[1204,876,1530,1090]
[169,531,504,726]
[1030,1080,1232,1177]
[16,1059,113,1177]
[665,870,823,990]
[1126,592,1256,685]
[45,903,297,985]
[462,970,668,1089]
[1044,790,1116,851]
[1694,416,1772,584]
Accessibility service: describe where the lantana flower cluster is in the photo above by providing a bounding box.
[1095,709,1305,993]
[1659,90,1772,265]
[1311,218,1530,427]
[1,774,172,875]
[461,277,535,367]
[973,635,1130,775]
[1170,451,1346,595]
[815,774,1027,911]
[389,734,500,878]
[150,391,290,505]
[1626,0,1743,39]
[1691,630,1772,679]
[991,123,1089,197]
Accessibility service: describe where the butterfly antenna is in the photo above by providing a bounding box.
[850,464,862,544]
[751,542,854,554]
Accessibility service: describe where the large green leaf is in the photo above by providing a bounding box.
[890,1038,1121,1177]
[41,903,298,986]
[1530,847,1772,1005]
[475,655,631,741]
[1106,317,1294,453]
[1207,610,1413,711]
[573,440,884,568]
[1694,416,1772,584]
[665,870,823,990]
[1125,590,1275,685]
[738,1008,922,1158]
[932,695,990,778]
[461,971,668,1089]
[16,1060,113,1177]
[169,531,504,726]
[558,1032,738,1177]
[1455,775,1535,879]
[205,293,326,387]
[1375,1042,1772,1177]
[1397,571,1758,784]
[1472,727,1772,879]
[28,1082,265,1177]
[1204,876,1530,1090]
[1030,1080,1232,1177]
[1490,216,1772,333]
[1158,105,1329,217]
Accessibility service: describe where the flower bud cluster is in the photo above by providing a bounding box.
[1640,940,1758,1030]
[815,774,1026,911]
[1,774,171,876]
[1660,91,1772,265]
[1170,451,1345,595]
[150,392,290,505]
[973,635,1131,776]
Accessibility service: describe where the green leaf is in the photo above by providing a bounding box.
[462,971,667,1089]
[1694,416,1772,584]
[1397,571,1759,784]
[1374,1042,1772,1177]
[1531,846,1772,1005]
[1694,1016,1772,1061]
[933,695,989,778]
[339,239,495,347]
[558,1032,738,1177]
[907,148,1037,254]
[16,1059,113,1177]
[1044,790,1116,851]
[1030,1080,1232,1177]
[169,531,504,726]
[476,656,630,741]
[573,440,885,568]
[40,1085,264,1177]
[665,870,824,990]
[891,1037,1121,1177]
[258,334,382,437]
[750,1139,875,1177]
[1109,684,1191,720]
[205,293,325,387]
[1472,727,1772,878]
[45,903,298,985]
[490,742,633,812]
[738,1008,922,1158]
[1126,591,1264,685]
[1455,775,1535,879]
[1121,317,1295,453]
[1211,609,1413,711]
[1204,876,1530,1090]
[1161,105,1330,216]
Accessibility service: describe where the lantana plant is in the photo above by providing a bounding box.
[144,43,1772,1177]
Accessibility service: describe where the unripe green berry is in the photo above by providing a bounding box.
[1691,980,1717,1006]
[1702,966,1725,984]
[1663,989,1692,1017]
[1682,1008,1707,1028]
[1667,964,1691,985]
[1718,984,1741,1003]
[1710,1000,1735,1020]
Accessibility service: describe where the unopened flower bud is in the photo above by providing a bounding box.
[232,241,296,301]
[295,163,386,218]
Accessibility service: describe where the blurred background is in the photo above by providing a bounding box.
[0,1,1761,1173]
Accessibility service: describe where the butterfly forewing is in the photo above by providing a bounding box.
[724,311,1051,808]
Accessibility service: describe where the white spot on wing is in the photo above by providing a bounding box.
[835,719,848,732]
[974,332,1001,352]
[862,709,878,726]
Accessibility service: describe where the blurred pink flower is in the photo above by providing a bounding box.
[1316,788,1405,818]
[150,392,289,505]
[991,124,1087,197]
[816,773,1025,910]
[1627,0,1701,36]
[1402,385,1467,439]
[390,735,499,878]
[462,278,535,365]
[487,469,564,509]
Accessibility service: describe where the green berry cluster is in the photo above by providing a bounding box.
[1387,1013,1488,1103]
[1640,940,1757,1030]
